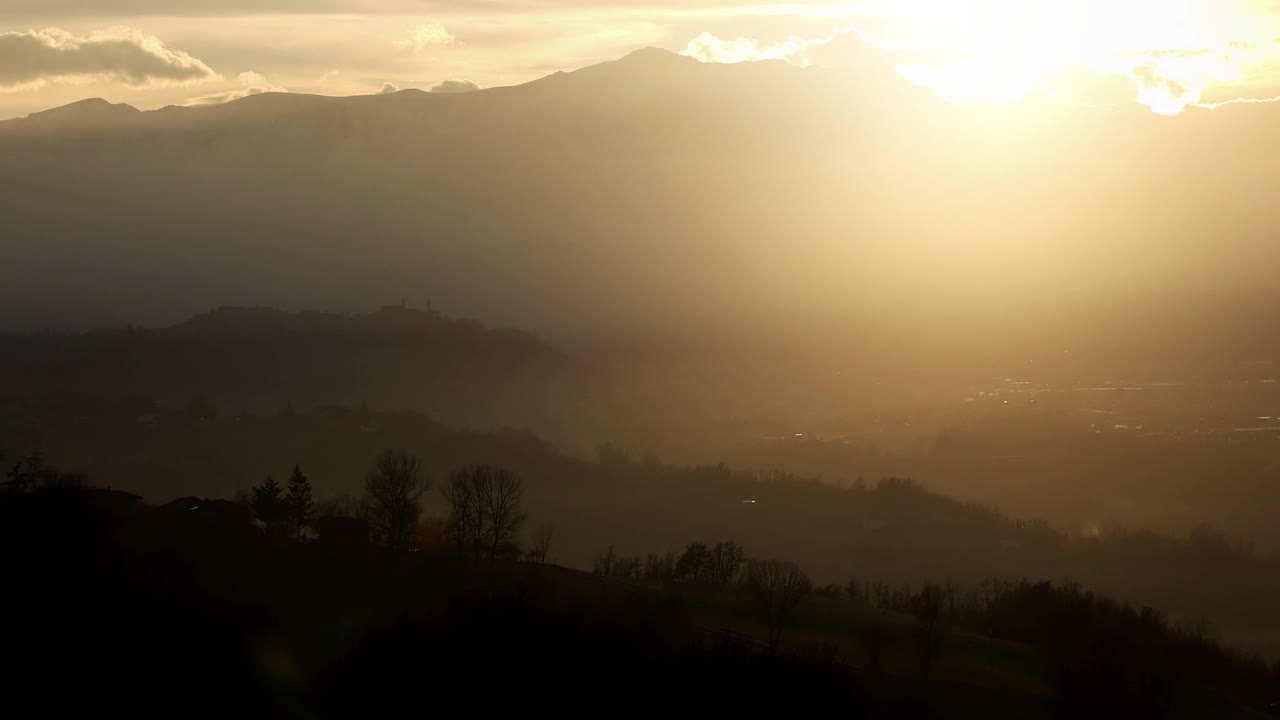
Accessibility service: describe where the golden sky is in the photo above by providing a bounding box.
[3,0,1280,118]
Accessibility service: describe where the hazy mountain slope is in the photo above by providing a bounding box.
[3,47,1280,366]
[0,51,893,332]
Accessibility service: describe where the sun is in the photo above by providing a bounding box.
[880,0,1271,113]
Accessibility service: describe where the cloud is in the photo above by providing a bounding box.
[680,28,912,70]
[680,31,819,65]
[1195,94,1280,109]
[1106,48,1248,115]
[679,28,927,97]
[429,79,482,93]
[183,71,285,106]
[1040,64,1139,107]
[394,22,456,53]
[1130,64,1206,115]
[0,1,836,18]
[0,27,217,91]
[379,81,401,94]
[680,23,1280,116]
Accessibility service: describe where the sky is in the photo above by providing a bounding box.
[4,0,1280,119]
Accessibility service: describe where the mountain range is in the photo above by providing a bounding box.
[5,47,1280,366]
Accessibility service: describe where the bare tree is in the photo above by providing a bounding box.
[643,551,677,582]
[706,540,745,587]
[364,450,430,551]
[914,583,946,680]
[478,467,525,562]
[315,493,371,522]
[594,544,618,576]
[864,611,889,674]
[614,555,642,579]
[442,471,484,558]
[444,465,526,562]
[4,451,83,496]
[531,524,555,564]
[742,558,812,654]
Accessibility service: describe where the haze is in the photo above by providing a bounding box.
[4,1,1280,717]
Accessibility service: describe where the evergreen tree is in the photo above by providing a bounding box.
[251,476,286,534]
[285,464,314,541]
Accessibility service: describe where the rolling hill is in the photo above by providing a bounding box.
[0,306,568,430]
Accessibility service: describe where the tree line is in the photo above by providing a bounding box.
[3,449,84,495]
[817,575,1280,704]
[591,535,1280,712]
[246,449,545,562]
[5,444,1279,715]
[593,539,812,656]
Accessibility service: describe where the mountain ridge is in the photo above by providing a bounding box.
[2,47,1279,352]
[4,47,702,128]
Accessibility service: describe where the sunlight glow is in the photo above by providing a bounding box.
[885,0,1278,113]
[686,0,1280,114]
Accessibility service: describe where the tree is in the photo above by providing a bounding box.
[365,450,430,551]
[595,442,632,468]
[285,464,314,541]
[844,577,867,603]
[251,476,286,533]
[5,450,46,495]
[594,544,618,576]
[741,558,812,654]
[476,466,525,562]
[615,555,642,579]
[643,551,677,582]
[442,470,484,559]
[675,542,710,582]
[3,451,82,495]
[530,524,555,564]
[706,540,745,587]
[914,583,946,680]
[315,493,371,522]
[443,465,525,563]
[864,611,889,674]
[592,545,642,578]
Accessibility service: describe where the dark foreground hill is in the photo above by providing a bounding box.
[0,488,861,716]
[2,480,1276,718]
[5,399,1280,662]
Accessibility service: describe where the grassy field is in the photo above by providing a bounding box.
[577,575,1059,717]
[601,577,1279,718]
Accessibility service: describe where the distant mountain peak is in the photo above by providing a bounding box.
[619,47,691,65]
[29,97,139,120]
[12,97,141,129]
